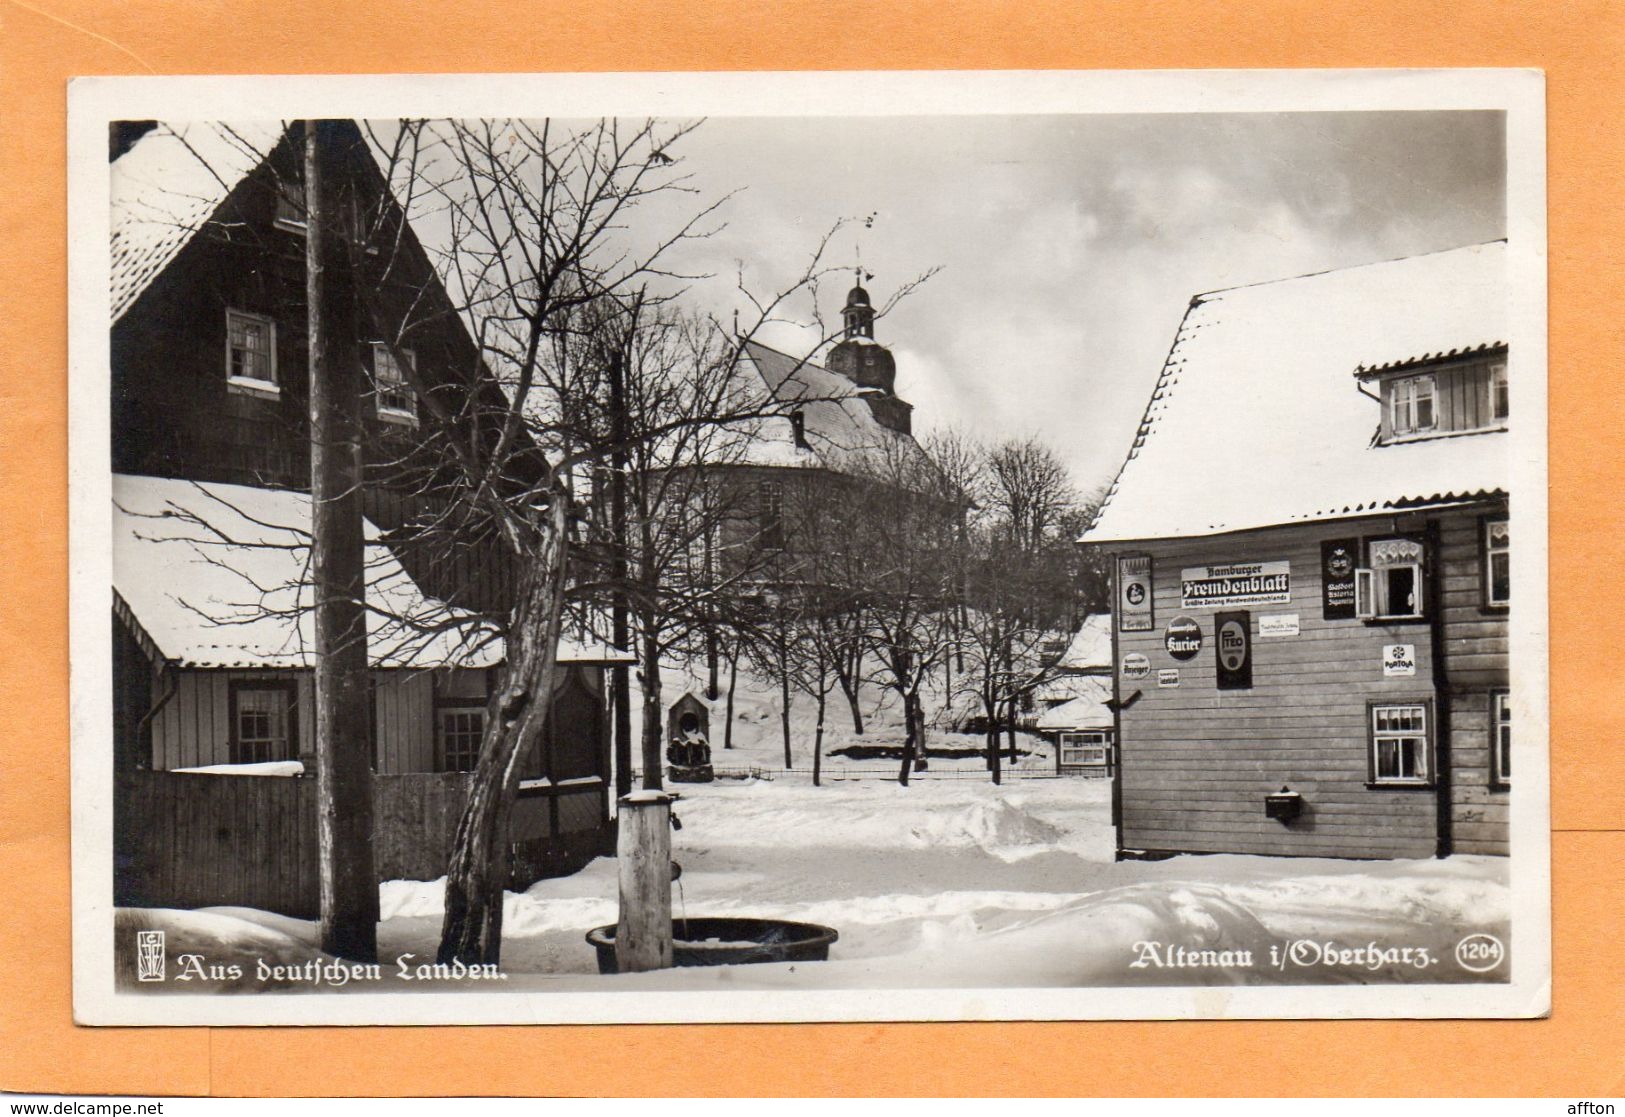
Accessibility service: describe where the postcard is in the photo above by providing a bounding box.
[68,68,1549,1024]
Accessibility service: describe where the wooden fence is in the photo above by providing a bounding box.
[115,770,609,919]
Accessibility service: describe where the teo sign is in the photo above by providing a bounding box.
[1216,611,1252,690]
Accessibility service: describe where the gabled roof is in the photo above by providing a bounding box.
[113,474,629,669]
[1056,614,1112,672]
[1034,676,1113,731]
[1083,242,1509,544]
[737,339,928,472]
[110,121,289,323]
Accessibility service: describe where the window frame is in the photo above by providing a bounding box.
[1490,360,1509,422]
[1058,731,1112,769]
[1490,689,1512,790]
[273,179,308,234]
[228,679,299,765]
[1388,373,1437,437]
[756,478,785,551]
[225,308,279,396]
[1482,515,1510,610]
[370,343,418,425]
[1366,699,1435,788]
[435,702,487,774]
[1355,535,1428,622]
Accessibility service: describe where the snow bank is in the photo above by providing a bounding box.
[172,760,305,777]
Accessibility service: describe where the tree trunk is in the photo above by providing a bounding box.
[836,644,864,735]
[911,690,928,771]
[639,623,664,791]
[812,690,826,788]
[1005,696,1018,760]
[723,644,738,749]
[895,684,915,787]
[306,119,377,963]
[438,503,570,966]
[984,694,1002,785]
[779,641,793,770]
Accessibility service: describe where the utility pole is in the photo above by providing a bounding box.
[306,119,378,962]
[609,329,633,799]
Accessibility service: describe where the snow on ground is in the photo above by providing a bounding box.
[117,773,1511,993]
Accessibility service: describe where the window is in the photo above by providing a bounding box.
[1370,703,1431,785]
[371,344,417,422]
[274,180,307,232]
[1491,690,1512,787]
[1484,517,1510,607]
[1059,731,1111,769]
[231,683,296,764]
[757,479,784,551]
[1389,374,1436,436]
[1490,361,1509,422]
[226,309,277,392]
[438,706,485,773]
[1356,536,1426,620]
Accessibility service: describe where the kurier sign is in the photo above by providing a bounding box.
[1181,561,1290,609]
[1164,616,1203,661]
[1119,554,1153,632]
[1215,610,1252,690]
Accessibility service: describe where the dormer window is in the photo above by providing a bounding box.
[1389,374,1435,436]
[371,344,417,424]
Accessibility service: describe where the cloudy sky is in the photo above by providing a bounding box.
[646,111,1505,494]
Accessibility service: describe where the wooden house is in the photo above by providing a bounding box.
[1080,242,1512,859]
[108,121,630,914]
[1029,615,1116,776]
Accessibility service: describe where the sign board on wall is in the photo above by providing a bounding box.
[1121,653,1151,680]
[1383,644,1418,677]
[1118,554,1153,631]
[1215,610,1252,690]
[1321,538,1359,620]
[1157,668,1181,688]
[1181,561,1290,609]
[1164,616,1203,660]
[1258,613,1300,637]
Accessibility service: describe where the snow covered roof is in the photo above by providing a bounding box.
[1084,242,1509,544]
[1035,676,1113,731]
[1056,614,1112,672]
[111,121,289,323]
[113,474,628,669]
[737,339,928,472]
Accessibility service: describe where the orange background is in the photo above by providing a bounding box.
[2,0,1621,1097]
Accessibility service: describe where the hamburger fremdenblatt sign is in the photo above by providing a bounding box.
[1180,561,1290,609]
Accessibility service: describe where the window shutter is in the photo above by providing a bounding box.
[1355,568,1375,619]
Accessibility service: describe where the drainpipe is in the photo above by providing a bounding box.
[1426,518,1453,858]
[133,662,178,772]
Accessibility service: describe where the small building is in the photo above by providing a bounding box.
[1027,615,1115,776]
[1081,242,1511,860]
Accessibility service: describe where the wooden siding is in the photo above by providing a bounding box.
[1113,504,1508,859]
[151,667,488,774]
[115,769,606,918]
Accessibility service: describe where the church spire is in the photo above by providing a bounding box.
[841,259,876,340]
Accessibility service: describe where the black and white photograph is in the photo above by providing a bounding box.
[68,70,1549,1025]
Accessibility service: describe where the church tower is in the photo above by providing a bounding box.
[825,280,914,436]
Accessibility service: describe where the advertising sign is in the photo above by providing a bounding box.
[1156,668,1181,688]
[1163,615,1203,660]
[1215,610,1252,690]
[1383,644,1418,677]
[1258,613,1300,637]
[1321,538,1359,620]
[1118,554,1153,631]
[1121,652,1151,680]
[1180,561,1290,609]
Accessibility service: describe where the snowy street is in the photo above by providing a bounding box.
[126,771,1512,992]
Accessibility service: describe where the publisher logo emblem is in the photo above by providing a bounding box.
[1454,932,1505,974]
[136,930,166,982]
